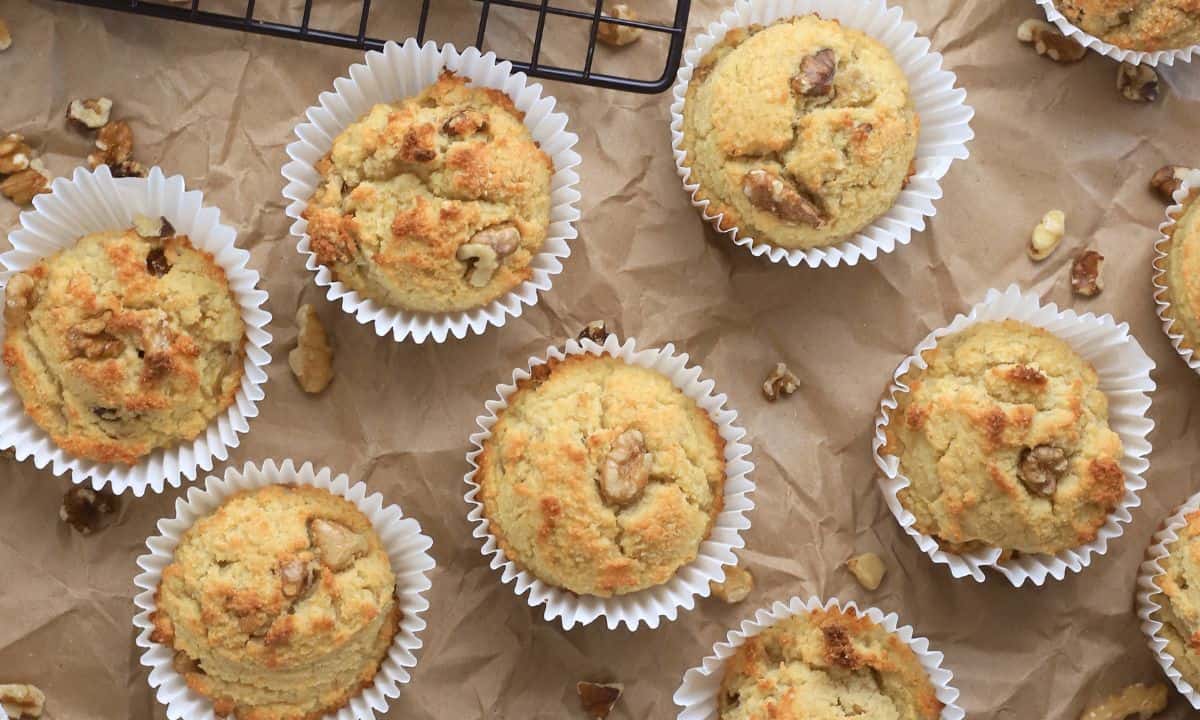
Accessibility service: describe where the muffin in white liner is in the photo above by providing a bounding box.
[1034,0,1200,66]
[673,595,964,720]
[1137,491,1200,709]
[132,459,436,720]
[872,284,1155,585]
[1153,169,1200,375]
[669,0,974,269]
[0,166,272,496]
[281,39,581,343]
[463,335,755,631]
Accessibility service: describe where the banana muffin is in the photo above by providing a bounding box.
[302,70,553,313]
[1054,0,1200,51]
[679,15,919,250]
[2,220,245,464]
[476,354,726,597]
[1160,189,1200,356]
[719,606,942,720]
[1150,508,1200,691]
[150,484,399,720]
[882,320,1125,557]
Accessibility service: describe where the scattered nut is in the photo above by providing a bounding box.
[577,681,623,719]
[1118,63,1159,103]
[1017,445,1068,497]
[709,565,754,603]
[132,213,174,239]
[88,120,145,176]
[742,169,824,227]
[443,109,488,137]
[3,272,35,326]
[1150,165,1191,202]
[0,133,32,175]
[0,164,50,206]
[457,242,500,287]
[1071,249,1105,297]
[577,320,611,344]
[59,485,120,535]
[278,557,318,598]
[0,684,45,719]
[762,362,800,401]
[597,4,641,47]
[289,304,334,394]
[66,97,114,131]
[1017,18,1087,63]
[600,428,652,505]
[1080,683,1168,720]
[846,552,887,590]
[0,18,11,52]
[792,48,837,98]
[309,518,368,571]
[1029,209,1066,261]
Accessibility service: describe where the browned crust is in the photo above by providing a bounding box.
[1159,190,1200,356]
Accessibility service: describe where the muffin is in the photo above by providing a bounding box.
[1,220,245,464]
[719,606,942,720]
[150,484,399,720]
[679,14,919,250]
[476,354,726,597]
[883,320,1125,557]
[1160,189,1200,355]
[301,70,552,313]
[1054,0,1200,52]
[1150,508,1200,691]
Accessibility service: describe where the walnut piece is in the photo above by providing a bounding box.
[457,242,500,287]
[133,213,175,239]
[763,362,800,401]
[279,557,318,598]
[1079,683,1167,720]
[59,485,119,535]
[1029,209,1066,261]
[846,552,887,590]
[577,681,623,719]
[67,97,114,131]
[1118,63,1159,103]
[310,518,368,571]
[742,169,824,227]
[89,120,145,177]
[1071,249,1105,297]
[0,684,45,719]
[1017,19,1087,63]
[0,133,32,175]
[67,312,123,360]
[600,428,652,505]
[710,565,754,603]
[443,109,488,137]
[1151,165,1191,202]
[3,272,35,326]
[793,48,837,98]
[0,18,11,52]
[288,304,334,394]
[1018,445,1068,497]
[471,224,521,256]
[0,161,51,206]
[578,320,611,344]
[597,4,641,47]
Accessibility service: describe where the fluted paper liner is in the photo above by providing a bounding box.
[282,39,582,343]
[1034,0,1199,66]
[669,0,974,268]
[463,335,755,631]
[132,459,436,720]
[1153,169,1200,376]
[672,596,964,720]
[872,284,1155,585]
[0,166,272,496]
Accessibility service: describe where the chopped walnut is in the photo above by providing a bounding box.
[133,213,175,239]
[846,552,887,590]
[457,242,500,287]
[578,320,610,344]
[1079,683,1167,720]
[288,304,334,394]
[0,133,32,175]
[443,109,488,137]
[1017,445,1068,497]
[279,557,318,598]
[0,163,51,206]
[0,18,11,52]
[145,247,171,277]
[88,120,144,176]
[66,97,114,131]
[742,169,823,227]
[309,518,368,571]
[792,48,837,98]
[1029,209,1066,261]
[67,312,123,360]
[1018,19,1087,62]
[762,362,800,401]
[1151,165,1191,202]
[0,684,45,719]
[596,4,641,47]
[1071,250,1104,297]
[3,272,35,326]
[59,485,119,535]
[710,565,754,603]
[600,429,652,505]
[1118,63,1159,103]
[577,681,623,719]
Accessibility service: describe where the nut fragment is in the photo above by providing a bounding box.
[0,133,32,175]
[1017,19,1087,63]
[66,97,114,131]
[709,565,754,603]
[1029,209,1066,261]
[596,4,641,47]
[145,247,172,277]
[578,320,611,344]
[0,165,50,206]
[457,242,500,287]
[792,48,837,98]
[470,224,521,256]
[89,119,144,176]
[0,18,11,52]
[66,312,123,360]
[310,518,369,571]
[846,552,887,590]
[133,213,175,239]
[59,485,120,535]
[762,362,800,401]
[577,682,623,719]
[1071,249,1105,297]
[1017,445,1068,497]
[0,684,45,719]
[1150,165,1191,202]
[1118,63,1160,103]
[1079,683,1168,720]
[742,169,824,227]
[600,428,652,505]
[279,557,318,598]
[3,272,36,326]
[289,304,334,394]
[443,109,488,137]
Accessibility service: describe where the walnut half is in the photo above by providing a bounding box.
[1118,63,1160,103]
[742,169,824,227]
[1079,683,1167,720]
[0,133,32,175]
[0,684,45,719]
[763,362,799,401]
[1017,445,1068,497]
[600,428,652,505]
[1071,250,1105,297]
[792,48,837,98]
[66,97,114,131]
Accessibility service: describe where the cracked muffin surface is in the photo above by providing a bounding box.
[883,320,1125,556]
[476,354,726,596]
[1,227,245,465]
[1152,509,1200,691]
[1161,190,1200,356]
[679,14,919,250]
[718,606,942,720]
[1054,0,1200,51]
[301,70,553,313]
[150,484,399,720]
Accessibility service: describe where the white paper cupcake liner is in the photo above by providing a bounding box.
[282,39,582,343]
[1153,169,1200,376]
[871,284,1156,585]
[0,166,272,496]
[462,335,755,631]
[1137,491,1200,709]
[1034,0,1199,66]
[673,595,964,719]
[132,459,436,720]
[669,0,974,269]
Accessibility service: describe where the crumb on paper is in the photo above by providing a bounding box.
[289,304,334,394]
[0,683,45,718]
[846,552,887,590]
[577,681,623,719]
[1079,683,1167,720]
[710,565,754,603]
[1017,18,1087,63]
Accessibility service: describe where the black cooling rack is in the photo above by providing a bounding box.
[51,0,692,93]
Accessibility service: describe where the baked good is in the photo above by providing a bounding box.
[679,15,919,250]
[1151,509,1200,691]
[1054,0,1200,51]
[476,354,726,596]
[1160,189,1200,355]
[1,221,245,464]
[150,484,399,720]
[883,320,1125,556]
[302,70,553,313]
[718,606,942,720]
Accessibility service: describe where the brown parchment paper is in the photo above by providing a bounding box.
[2,0,1199,717]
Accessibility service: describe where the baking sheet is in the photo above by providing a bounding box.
[1,0,1199,717]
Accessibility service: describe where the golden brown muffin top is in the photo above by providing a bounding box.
[1162,190,1200,354]
[1055,0,1200,51]
[1153,509,1200,691]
